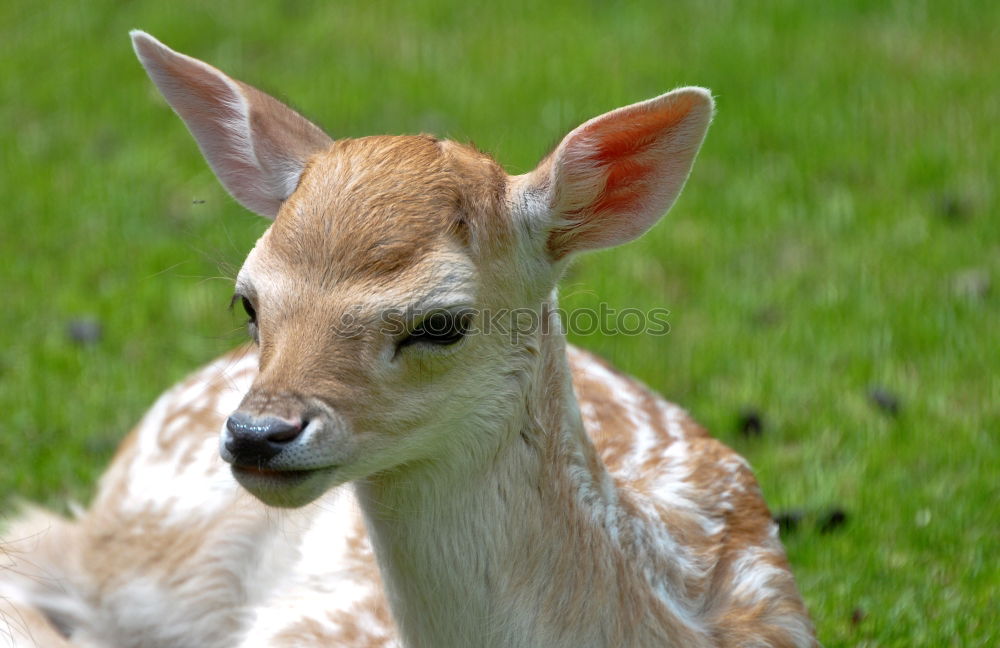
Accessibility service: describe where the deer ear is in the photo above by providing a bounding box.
[523,87,713,258]
[130,31,332,218]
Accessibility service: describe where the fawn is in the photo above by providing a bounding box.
[0,32,815,648]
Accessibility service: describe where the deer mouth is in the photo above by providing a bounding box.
[230,464,336,507]
[232,464,315,478]
[230,464,326,487]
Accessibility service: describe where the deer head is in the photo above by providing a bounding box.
[132,31,713,507]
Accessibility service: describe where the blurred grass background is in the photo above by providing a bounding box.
[1,0,997,644]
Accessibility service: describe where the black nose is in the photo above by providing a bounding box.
[224,412,304,466]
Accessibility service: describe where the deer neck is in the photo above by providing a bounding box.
[354,301,696,647]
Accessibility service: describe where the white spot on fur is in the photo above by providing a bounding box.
[116,352,257,522]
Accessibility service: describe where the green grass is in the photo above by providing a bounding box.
[1,1,997,644]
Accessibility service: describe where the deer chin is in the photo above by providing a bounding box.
[230,464,337,508]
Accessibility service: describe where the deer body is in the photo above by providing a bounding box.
[0,32,815,647]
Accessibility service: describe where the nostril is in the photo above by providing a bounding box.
[266,418,304,444]
[225,413,245,438]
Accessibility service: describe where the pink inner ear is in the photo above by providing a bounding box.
[546,89,711,258]
[584,106,684,217]
[589,159,653,217]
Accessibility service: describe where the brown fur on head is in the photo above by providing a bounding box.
[265,136,508,283]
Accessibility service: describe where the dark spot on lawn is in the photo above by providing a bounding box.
[750,306,781,327]
[774,510,804,534]
[90,128,120,159]
[67,317,103,346]
[819,507,848,534]
[192,199,206,204]
[868,386,900,417]
[935,191,971,224]
[851,606,866,627]
[737,407,764,438]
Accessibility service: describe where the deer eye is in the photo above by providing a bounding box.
[400,310,471,349]
[240,296,257,324]
[232,294,259,342]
